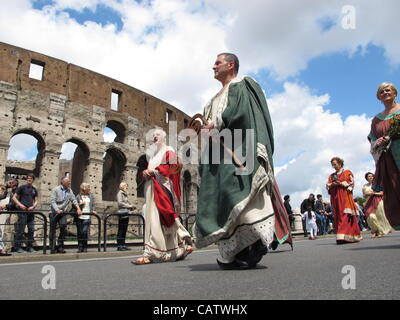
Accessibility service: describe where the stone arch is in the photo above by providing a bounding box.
[136,154,148,198]
[6,129,45,179]
[102,147,127,201]
[0,42,199,212]
[104,119,126,144]
[182,170,192,213]
[59,138,90,195]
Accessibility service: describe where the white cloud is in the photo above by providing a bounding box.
[209,0,400,78]
[1,0,394,206]
[7,134,38,161]
[3,1,399,113]
[59,142,77,160]
[269,82,375,208]
[103,127,117,142]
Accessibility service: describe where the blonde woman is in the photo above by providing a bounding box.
[132,128,192,265]
[368,82,400,230]
[116,182,134,251]
[75,183,96,253]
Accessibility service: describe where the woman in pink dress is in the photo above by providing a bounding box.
[368,82,400,230]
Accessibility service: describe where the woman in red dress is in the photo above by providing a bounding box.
[326,157,362,244]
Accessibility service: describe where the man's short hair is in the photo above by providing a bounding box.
[219,52,239,74]
[61,177,70,184]
[27,173,35,180]
[284,195,290,201]
[317,194,322,199]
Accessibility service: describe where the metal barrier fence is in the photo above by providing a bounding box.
[0,211,48,254]
[49,212,102,254]
[0,211,196,255]
[103,213,145,252]
[184,214,196,235]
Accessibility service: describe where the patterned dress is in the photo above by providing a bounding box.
[368,110,400,228]
[362,183,393,236]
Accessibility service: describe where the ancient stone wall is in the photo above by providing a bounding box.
[0,42,199,214]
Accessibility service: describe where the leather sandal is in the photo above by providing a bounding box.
[186,246,194,254]
[131,257,152,265]
[0,250,12,256]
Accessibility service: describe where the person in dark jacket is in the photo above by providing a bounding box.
[283,195,295,230]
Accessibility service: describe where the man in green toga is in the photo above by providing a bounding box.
[193,53,292,269]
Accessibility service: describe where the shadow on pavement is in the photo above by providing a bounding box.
[184,263,268,272]
[345,244,400,251]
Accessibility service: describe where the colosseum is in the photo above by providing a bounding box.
[0,41,199,216]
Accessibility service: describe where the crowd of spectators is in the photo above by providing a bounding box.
[283,192,370,239]
[0,171,387,256]
[0,176,136,256]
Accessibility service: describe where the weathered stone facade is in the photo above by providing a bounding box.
[0,42,198,214]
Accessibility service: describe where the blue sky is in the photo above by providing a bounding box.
[32,0,124,31]
[2,0,400,206]
[253,44,399,119]
[26,0,400,119]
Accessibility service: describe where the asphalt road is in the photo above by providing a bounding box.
[0,232,399,300]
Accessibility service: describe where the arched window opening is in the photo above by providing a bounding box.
[102,148,127,201]
[6,131,45,181]
[136,155,148,198]
[59,139,89,195]
[104,120,126,144]
[183,171,192,213]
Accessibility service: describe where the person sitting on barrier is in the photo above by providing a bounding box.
[12,174,38,253]
[1,179,19,253]
[2,179,19,211]
[132,128,193,265]
[75,182,96,253]
[50,177,82,254]
[116,182,134,251]
[0,183,12,256]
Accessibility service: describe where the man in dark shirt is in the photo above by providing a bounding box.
[12,174,38,253]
